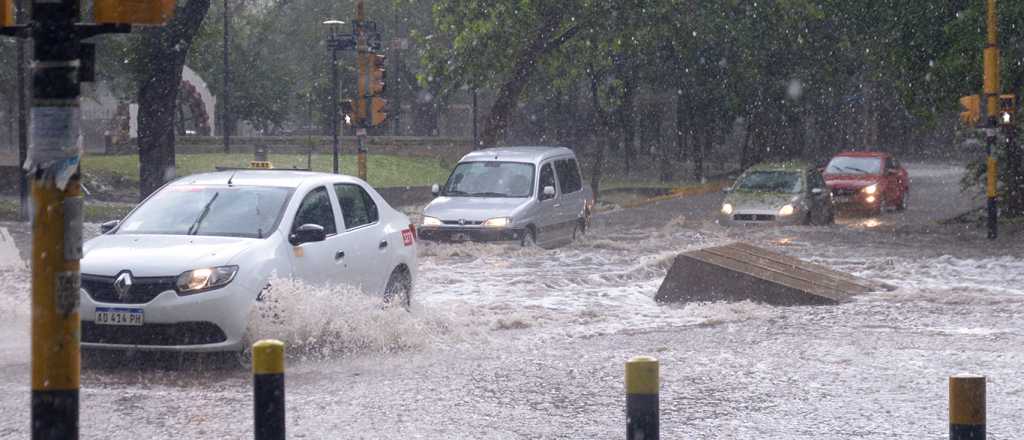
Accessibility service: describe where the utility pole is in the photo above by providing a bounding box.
[983,0,999,240]
[2,2,162,438]
[222,0,230,153]
[15,0,27,221]
[324,19,352,174]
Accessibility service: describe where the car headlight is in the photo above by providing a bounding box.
[778,204,796,216]
[422,216,442,227]
[482,217,511,228]
[862,184,878,195]
[721,203,734,215]
[176,266,238,295]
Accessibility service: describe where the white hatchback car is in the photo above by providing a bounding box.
[79,170,418,352]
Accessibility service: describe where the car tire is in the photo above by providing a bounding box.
[383,267,412,310]
[521,227,536,247]
[896,190,908,211]
[235,335,254,370]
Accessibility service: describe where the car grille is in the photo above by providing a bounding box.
[82,274,178,304]
[441,220,483,226]
[81,321,227,346]
[734,214,776,222]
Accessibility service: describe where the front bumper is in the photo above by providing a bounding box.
[79,281,251,352]
[719,210,804,226]
[418,226,525,243]
[831,192,880,210]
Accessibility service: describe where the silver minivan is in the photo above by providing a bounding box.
[419,147,594,247]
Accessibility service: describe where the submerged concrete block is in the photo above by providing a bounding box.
[655,242,890,306]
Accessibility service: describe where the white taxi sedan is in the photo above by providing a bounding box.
[79,170,418,352]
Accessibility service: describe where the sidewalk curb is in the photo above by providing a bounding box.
[597,180,731,213]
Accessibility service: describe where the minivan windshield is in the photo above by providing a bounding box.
[117,185,293,238]
[734,171,803,194]
[443,161,536,198]
[825,156,883,175]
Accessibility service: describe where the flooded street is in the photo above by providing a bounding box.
[0,163,1022,439]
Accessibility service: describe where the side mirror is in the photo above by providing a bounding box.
[722,187,733,194]
[431,184,440,197]
[541,185,556,200]
[886,169,898,176]
[289,223,326,246]
[100,220,119,234]
[811,188,824,195]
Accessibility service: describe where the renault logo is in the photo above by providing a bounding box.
[113,271,133,301]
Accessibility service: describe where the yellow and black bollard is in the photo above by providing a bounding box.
[949,374,985,440]
[626,356,659,440]
[253,340,285,440]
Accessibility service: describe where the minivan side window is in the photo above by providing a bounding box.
[293,186,337,235]
[539,163,557,199]
[555,158,583,194]
[334,183,379,229]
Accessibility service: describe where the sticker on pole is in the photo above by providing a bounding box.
[25,106,82,190]
[55,271,81,316]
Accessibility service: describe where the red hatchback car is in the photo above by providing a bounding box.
[823,151,909,213]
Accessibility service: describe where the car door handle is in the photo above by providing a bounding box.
[553,203,562,208]
[379,240,388,249]
[335,251,345,260]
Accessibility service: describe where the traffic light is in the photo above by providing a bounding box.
[340,99,357,125]
[95,0,175,25]
[999,94,1016,126]
[369,53,385,95]
[370,96,387,126]
[959,95,981,127]
[1,0,13,27]
[357,52,386,97]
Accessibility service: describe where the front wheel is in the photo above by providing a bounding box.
[520,228,536,247]
[896,190,908,211]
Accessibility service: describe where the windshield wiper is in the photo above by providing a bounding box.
[187,193,219,236]
[841,166,871,174]
[469,192,508,197]
[445,190,469,196]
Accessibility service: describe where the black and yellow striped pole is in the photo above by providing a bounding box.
[253,339,286,440]
[28,1,84,437]
[949,374,985,440]
[626,356,659,440]
[983,0,1000,240]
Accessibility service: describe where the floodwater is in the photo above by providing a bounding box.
[0,163,1022,439]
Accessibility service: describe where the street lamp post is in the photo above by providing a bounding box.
[223,0,231,153]
[324,20,352,174]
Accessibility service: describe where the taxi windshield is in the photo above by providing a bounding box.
[735,171,803,194]
[117,185,293,238]
[443,161,535,198]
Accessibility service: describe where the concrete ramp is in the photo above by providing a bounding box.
[656,242,892,306]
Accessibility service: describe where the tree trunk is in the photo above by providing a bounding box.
[740,116,753,170]
[620,73,635,176]
[693,127,705,182]
[480,18,579,146]
[137,0,212,199]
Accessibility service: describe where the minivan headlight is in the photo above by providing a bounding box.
[422,216,442,227]
[176,266,238,295]
[482,217,511,228]
[862,184,878,195]
[721,203,734,215]
[778,204,796,217]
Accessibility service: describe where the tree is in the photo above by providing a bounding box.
[136,0,212,198]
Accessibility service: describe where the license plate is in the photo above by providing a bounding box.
[451,233,470,242]
[95,307,144,326]
[834,196,851,203]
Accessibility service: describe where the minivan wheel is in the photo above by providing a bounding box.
[383,267,412,309]
[521,227,536,247]
[896,190,908,211]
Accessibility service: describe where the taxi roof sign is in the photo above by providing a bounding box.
[95,0,175,26]
[1,0,14,28]
[250,161,274,169]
